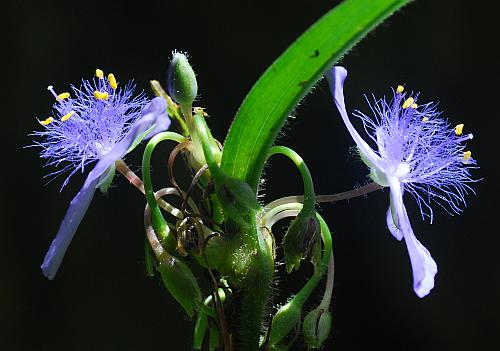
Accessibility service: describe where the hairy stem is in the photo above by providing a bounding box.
[267,146,316,213]
[142,132,186,244]
[266,182,383,210]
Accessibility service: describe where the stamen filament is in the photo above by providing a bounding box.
[47,85,58,99]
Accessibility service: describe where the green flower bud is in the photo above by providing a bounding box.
[215,172,261,225]
[282,211,320,273]
[303,307,332,348]
[167,52,198,106]
[157,256,202,317]
[268,299,302,347]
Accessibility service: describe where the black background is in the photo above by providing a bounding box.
[3,0,499,350]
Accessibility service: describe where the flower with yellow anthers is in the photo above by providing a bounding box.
[326,66,478,298]
[32,69,171,280]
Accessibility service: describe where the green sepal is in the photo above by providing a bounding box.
[97,163,115,194]
[309,237,322,275]
[158,257,202,317]
[282,210,320,273]
[214,172,261,226]
[268,299,302,348]
[303,307,332,348]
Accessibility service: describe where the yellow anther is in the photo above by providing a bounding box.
[455,123,464,136]
[94,90,109,100]
[61,111,75,122]
[95,69,104,78]
[402,97,414,109]
[422,117,429,122]
[463,150,472,161]
[108,73,118,90]
[40,117,54,125]
[411,103,418,109]
[57,92,70,100]
[396,85,404,94]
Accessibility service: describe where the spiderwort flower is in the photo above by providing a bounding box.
[33,69,171,279]
[325,66,477,297]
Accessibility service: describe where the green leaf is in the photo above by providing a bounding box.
[221,0,411,190]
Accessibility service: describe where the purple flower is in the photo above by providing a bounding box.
[33,70,171,279]
[326,66,477,297]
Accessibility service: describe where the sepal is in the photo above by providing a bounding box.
[282,211,320,273]
[158,256,202,317]
[215,172,261,225]
[302,307,332,348]
[268,299,302,348]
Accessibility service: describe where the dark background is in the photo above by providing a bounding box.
[3,0,499,350]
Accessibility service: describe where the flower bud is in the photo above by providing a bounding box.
[302,307,332,348]
[282,211,320,273]
[157,256,202,317]
[215,172,261,225]
[167,52,198,106]
[268,299,302,347]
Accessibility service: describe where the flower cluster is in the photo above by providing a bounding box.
[33,69,170,279]
[326,66,477,297]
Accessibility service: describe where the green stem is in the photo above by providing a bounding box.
[192,112,219,174]
[191,105,273,349]
[150,80,190,137]
[267,146,316,213]
[319,253,334,309]
[142,131,186,247]
[237,219,274,350]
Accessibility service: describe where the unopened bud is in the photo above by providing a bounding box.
[303,307,332,348]
[282,211,320,272]
[158,256,202,317]
[268,299,302,347]
[215,172,261,225]
[167,52,198,106]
